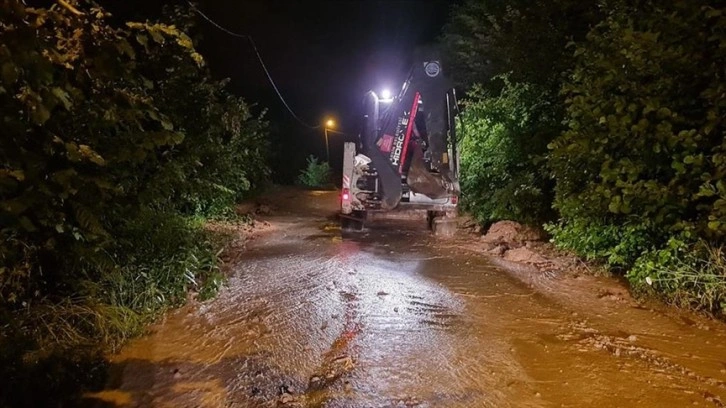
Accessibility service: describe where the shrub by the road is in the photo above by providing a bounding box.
[442,0,598,226]
[297,155,331,188]
[548,1,726,312]
[0,2,268,405]
[442,0,725,314]
[458,78,557,226]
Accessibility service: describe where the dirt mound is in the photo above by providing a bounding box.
[481,221,542,244]
[475,221,565,273]
[457,216,482,234]
[503,246,549,264]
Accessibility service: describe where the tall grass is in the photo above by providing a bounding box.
[0,209,232,406]
[629,240,726,315]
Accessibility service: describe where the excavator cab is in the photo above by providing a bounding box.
[341,47,460,234]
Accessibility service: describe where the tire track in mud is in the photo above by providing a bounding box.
[234,224,380,407]
[322,249,488,407]
[302,285,362,407]
[186,227,354,408]
[275,236,472,407]
[272,254,364,407]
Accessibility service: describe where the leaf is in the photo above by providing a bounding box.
[51,87,73,110]
[65,142,82,161]
[116,39,136,59]
[716,180,726,194]
[135,33,148,48]
[78,144,106,166]
[1,198,30,215]
[657,107,672,118]
[608,198,621,213]
[73,204,107,237]
[0,169,25,181]
[672,161,686,174]
[704,7,722,18]
[1,62,18,84]
[19,216,36,232]
[148,28,165,44]
[30,104,51,125]
[697,184,716,198]
[160,118,173,131]
[51,169,79,192]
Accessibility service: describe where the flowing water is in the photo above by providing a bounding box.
[89,189,726,407]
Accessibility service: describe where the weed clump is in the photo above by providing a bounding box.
[297,155,332,188]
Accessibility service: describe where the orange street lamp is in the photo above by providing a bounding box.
[324,118,335,162]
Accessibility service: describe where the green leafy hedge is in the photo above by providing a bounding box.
[551,2,726,237]
[443,0,725,315]
[459,79,558,225]
[548,1,726,311]
[0,2,269,404]
[442,0,598,226]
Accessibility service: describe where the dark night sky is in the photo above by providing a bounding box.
[103,0,459,179]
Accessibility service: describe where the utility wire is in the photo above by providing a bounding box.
[187,2,321,129]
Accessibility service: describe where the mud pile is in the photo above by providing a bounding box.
[478,221,569,273]
[481,220,543,244]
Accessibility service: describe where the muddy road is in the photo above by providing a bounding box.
[90,189,726,407]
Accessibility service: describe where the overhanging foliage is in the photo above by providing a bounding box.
[0,1,269,404]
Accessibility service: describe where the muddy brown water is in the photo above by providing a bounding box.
[88,189,726,407]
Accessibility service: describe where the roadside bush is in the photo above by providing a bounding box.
[548,1,726,311]
[442,0,726,314]
[137,7,270,218]
[297,155,331,188]
[440,0,600,227]
[544,219,657,270]
[0,1,268,405]
[459,78,558,225]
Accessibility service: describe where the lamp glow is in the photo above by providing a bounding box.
[381,89,392,99]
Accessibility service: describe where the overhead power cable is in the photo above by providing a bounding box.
[187,2,321,129]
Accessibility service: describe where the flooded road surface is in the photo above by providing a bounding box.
[91,190,726,407]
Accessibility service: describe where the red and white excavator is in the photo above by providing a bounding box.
[340,48,460,234]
